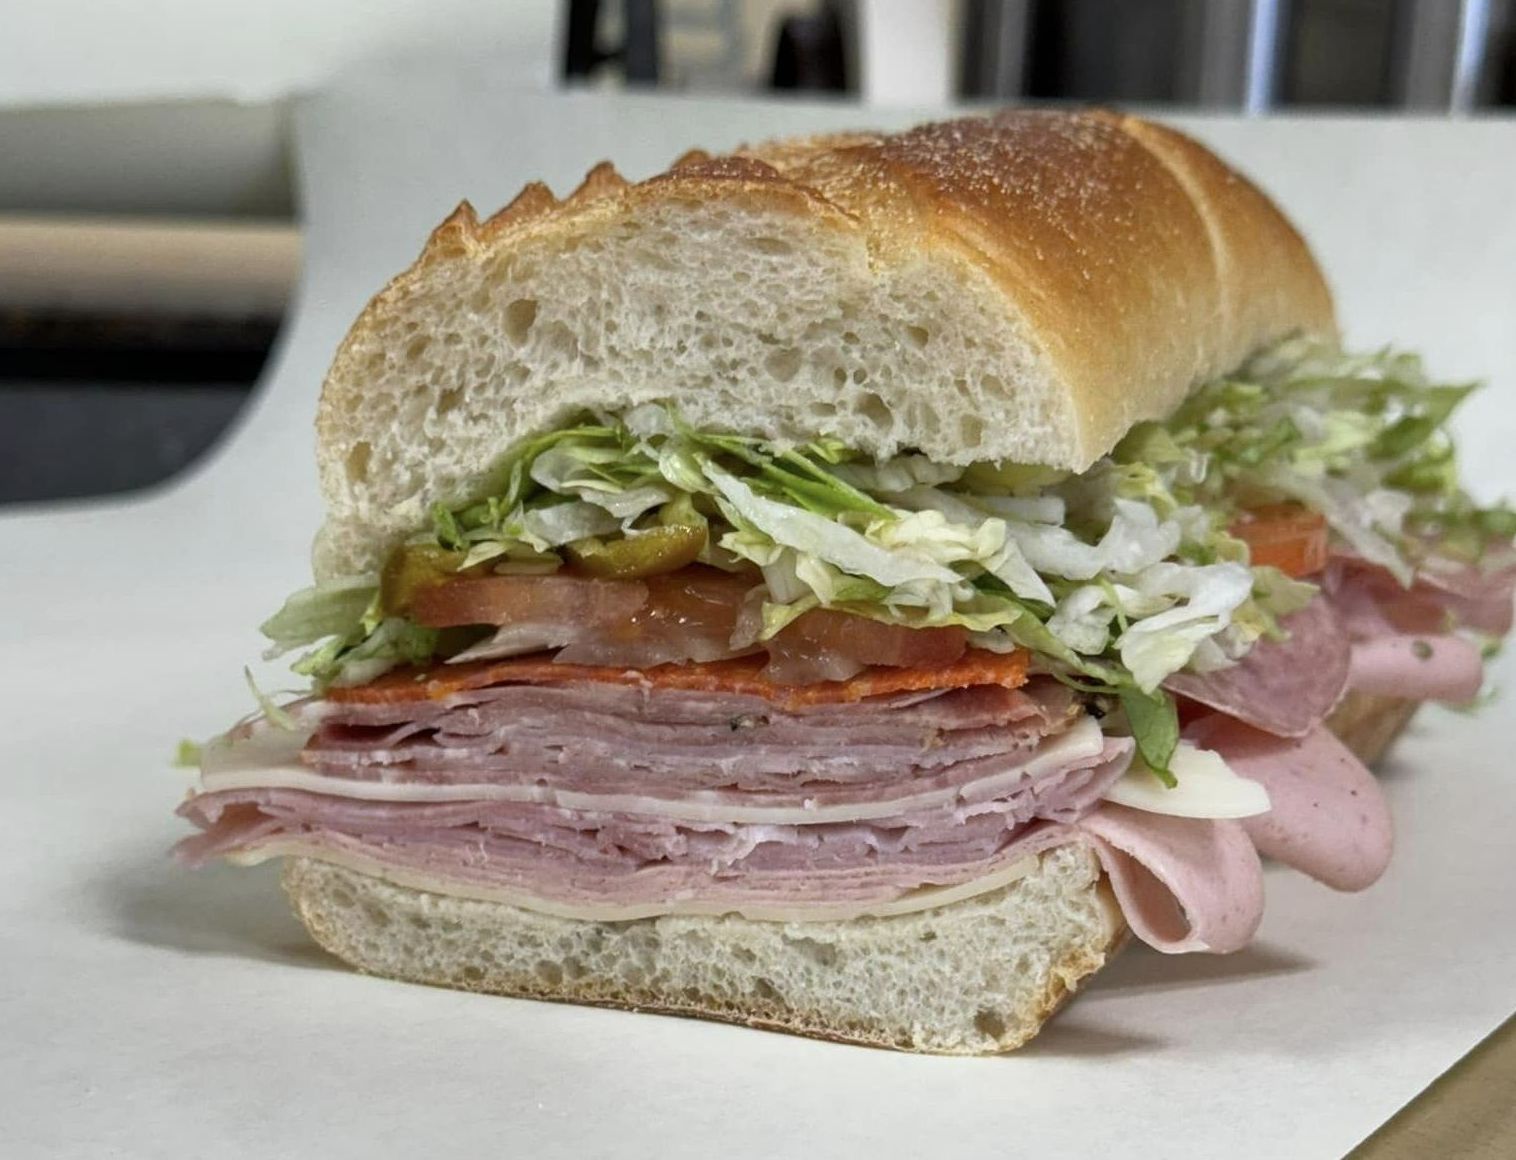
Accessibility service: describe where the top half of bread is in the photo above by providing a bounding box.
[312,108,1336,580]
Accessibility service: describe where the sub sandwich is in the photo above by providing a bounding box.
[177,109,1515,1053]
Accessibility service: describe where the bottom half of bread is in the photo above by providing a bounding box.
[283,843,1124,1054]
[1327,690,1418,766]
[278,695,1415,1053]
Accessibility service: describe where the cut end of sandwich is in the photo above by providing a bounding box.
[282,845,1125,1055]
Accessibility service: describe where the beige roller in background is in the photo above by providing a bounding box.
[0,215,301,317]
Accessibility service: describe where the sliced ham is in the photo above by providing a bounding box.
[205,719,1129,826]
[176,782,1263,949]
[1077,805,1263,954]
[1415,554,1516,636]
[1347,634,1484,702]
[178,725,1133,908]
[292,680,1083,808]
[1323,551,1511,703]
[1186,715,1392,892]
[1165,598,1350,738]
[1324,551,1507,633]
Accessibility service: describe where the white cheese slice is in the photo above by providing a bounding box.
[1102,741,1270,819]
[229,839,1042,923]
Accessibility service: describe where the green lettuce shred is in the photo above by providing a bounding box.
[1118,337,1510,580]
[256,340,1509,778]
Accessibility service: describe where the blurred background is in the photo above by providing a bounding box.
[3,0,1513,506]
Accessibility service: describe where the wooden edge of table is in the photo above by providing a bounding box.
[1349,1013,1516,1158]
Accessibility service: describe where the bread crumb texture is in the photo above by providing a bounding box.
[284,844,1123,1054]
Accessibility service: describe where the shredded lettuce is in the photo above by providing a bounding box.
[257,338,1509,781]
[1118,687,1181,789]
[260,577,377,655]
[243,667,301,731]
[1119,337,1510,576]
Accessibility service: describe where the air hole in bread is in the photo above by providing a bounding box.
[361,902,391,929]
[786,937,839,968]
[842,330,860,347]
[752,978,782,1002]
[856,391,892,429]
[436,387,463,416]
[539,320,580,360]
[504,298,539,345]
[765,348,801,382]
[344,441,372,485]
[905,324,931,349]
[958,413,986,447]
[535,960,563,986]
[405,336,430,360]
[751,236,791,256]
[974,1009,1007,1039]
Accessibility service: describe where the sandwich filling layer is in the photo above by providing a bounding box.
[180,339,1514,954]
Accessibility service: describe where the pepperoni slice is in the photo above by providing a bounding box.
[326,649,1029,710]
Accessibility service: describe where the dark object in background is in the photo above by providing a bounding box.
[0,311,275,504]
[770,3,848,92]
[1025,0,1185,102]
[1283,0,1396,106]
[962,0,1516,109]
[564,0,662,85]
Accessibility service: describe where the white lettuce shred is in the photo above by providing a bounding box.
[258,337,1511,785]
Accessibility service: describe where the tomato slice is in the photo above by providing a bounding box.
[396,564,978,690]
[409,574,648,629]
[556,567,760,667]
[1229,503,1329,578]
[635,567,758,639]
[776,610,967,669]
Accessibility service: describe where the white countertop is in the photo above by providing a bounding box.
[4,62,1516,1159]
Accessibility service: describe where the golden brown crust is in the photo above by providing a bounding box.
[1112,115,1337,355]
[751,113,1226,454]
[1327,691,1421,767]
[313,107,1335,482]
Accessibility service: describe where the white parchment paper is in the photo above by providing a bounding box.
[4,63,1515,1159]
